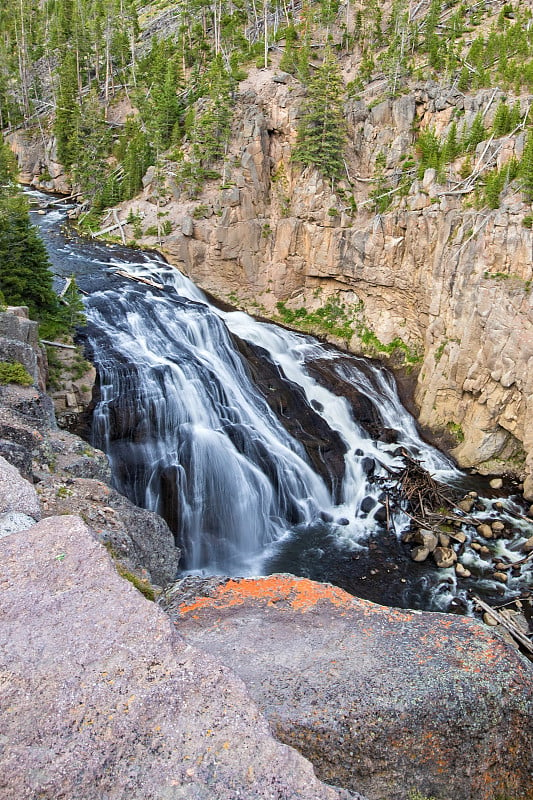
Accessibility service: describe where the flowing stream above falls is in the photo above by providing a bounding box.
[31,192,533,613]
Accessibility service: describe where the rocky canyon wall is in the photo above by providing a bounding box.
[9,74,533,496]
[147,76,533,498]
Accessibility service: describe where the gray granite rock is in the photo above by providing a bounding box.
[37,476,180,586]
[0,454,40,520]
[0,510,36,538]
[0,517,359,800]
[164,575,533,800]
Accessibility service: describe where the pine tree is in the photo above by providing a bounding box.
[190,55,232,167]
[293,46,346,182]
[71,88,112,203]
[520,129,533,201]
[442,121,459,163]
[492,100,510,137]
[117,117,153,200]
[54,50,81,169]
[0,195,58,317]
[465,112,486,152]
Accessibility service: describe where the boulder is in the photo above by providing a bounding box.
[412,528,438,552]
[36,476,180,587]
[410,545,430,562]
[455,562,471,578]
[0,454,40,521]
[433,545,458,568]
[522,536,533,554]
[165,575,533,800]
[0,510,36,538]
[0,518,357,800]
[359,496,376,514]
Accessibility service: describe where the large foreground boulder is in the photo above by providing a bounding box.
[163,575,533,800]
[0,517,358,800]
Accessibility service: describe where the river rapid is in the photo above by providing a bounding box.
[30,192,533,615]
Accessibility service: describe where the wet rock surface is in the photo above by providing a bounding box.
[164,574,533,800]
[235,337,347,499]
[0,518,358,800]
[0,306,180,585]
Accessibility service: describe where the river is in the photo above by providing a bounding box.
[29,192,533,614]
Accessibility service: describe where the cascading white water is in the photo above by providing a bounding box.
[85,257,458,570]
[28,191,533,613]
[87,274,331,574]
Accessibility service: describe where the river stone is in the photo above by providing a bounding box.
[360,496,376,514]
[410,545,430,562]
[165,575,533,800]
[478,523,494,539]
[522,536,533,553]
[432,546,457,568]
[457,497,475,513]
[0,518,358,800]
[360,457,375,476]
[455,562,471,578]
[490,478,504,490]
[373,504,388,523]
[0,454,40,520]
[491,521,505,533]
[493,571,508,583]
[413,529,438,552]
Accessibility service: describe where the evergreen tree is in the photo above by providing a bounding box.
[0,194,58,317]
[465,112,486,152]
[190,56,232,167]
[54,50,81,169]
[116,117,153,200]
[71,88,112,203]
[293,46,346,182]
[442,121,459,163]
[520,129,533,201]
[492,100,510,137]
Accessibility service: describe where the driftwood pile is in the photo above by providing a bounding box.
[393,450,456,519]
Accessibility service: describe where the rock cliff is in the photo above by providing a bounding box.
[8,74,533,497]
[52,78,529,501]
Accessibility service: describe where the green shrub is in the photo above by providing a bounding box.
[0,361,33,386]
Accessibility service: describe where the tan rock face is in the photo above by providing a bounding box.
[11,75,533,494]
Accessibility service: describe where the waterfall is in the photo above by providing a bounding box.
[28,190,532,613]
[86,272,330,574]
[83,255,455,576]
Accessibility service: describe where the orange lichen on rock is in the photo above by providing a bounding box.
[177,576,357,616]
[176,575,422,622]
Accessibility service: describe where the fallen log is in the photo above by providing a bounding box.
[114,270,164,289]
[472,595,533,654]
[41,339,77,350]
